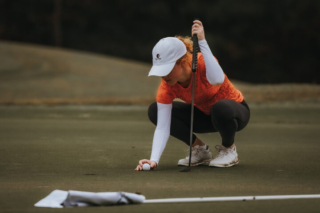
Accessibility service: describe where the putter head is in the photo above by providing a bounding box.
[180,166,191,172]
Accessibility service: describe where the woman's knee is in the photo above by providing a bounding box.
[148,102,158,125]
[211,99,235,121]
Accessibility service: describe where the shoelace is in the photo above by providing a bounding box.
[184,146,200,158]
[215,145,229,159]
[192,147,200,156]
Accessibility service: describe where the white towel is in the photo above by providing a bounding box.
[35,190,146,208]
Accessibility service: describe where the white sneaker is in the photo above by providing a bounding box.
[209,145,239,167]
[178,145,212,166]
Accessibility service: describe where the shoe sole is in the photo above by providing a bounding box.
[209,159,239,168]
[178,158,212,167]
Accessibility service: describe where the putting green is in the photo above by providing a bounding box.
[0,105,320,213]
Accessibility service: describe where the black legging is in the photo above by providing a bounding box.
[148,99,250,147]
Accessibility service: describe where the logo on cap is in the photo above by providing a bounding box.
[155,54,161,60]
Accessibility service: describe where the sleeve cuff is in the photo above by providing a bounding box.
[150,159,159,165]
[198,39,208,45]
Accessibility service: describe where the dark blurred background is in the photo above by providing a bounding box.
[0,0,319,83]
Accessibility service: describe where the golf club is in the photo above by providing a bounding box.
[180,18,199,172]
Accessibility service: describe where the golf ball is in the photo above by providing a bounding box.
[142,163,151,171]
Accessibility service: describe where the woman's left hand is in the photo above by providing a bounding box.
[192,20,205,41]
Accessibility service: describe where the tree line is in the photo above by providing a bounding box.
[0,0,319,83]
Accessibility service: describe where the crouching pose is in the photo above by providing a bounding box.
[135,20,250,171]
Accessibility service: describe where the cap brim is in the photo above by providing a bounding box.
[148,61,175,77]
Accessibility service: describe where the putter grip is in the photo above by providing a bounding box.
[192,19,200,72]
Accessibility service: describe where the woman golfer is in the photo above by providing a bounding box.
[135,20,250,171]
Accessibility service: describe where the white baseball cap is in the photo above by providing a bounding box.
[148,37,187,77]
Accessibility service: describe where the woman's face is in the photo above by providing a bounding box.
[161,64,183,86]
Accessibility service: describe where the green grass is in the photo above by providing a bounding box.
[1,106,320,213]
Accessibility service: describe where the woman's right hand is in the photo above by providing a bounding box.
[135,159,157,171]
[192,20,205,41]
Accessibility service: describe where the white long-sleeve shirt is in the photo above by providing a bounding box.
[150,39,225,165]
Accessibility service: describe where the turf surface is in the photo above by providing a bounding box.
[1,105,320,212]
